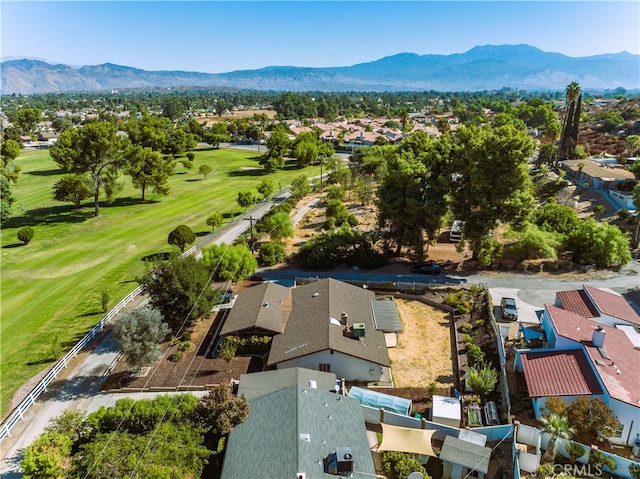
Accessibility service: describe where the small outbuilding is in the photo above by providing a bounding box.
[430,395,461,428]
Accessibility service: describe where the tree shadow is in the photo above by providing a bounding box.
[2,205,93,229]
[222,212,239,219]
[26,168,65,177]
[2,243,24,249]
[195,231,209,237]
[77,310,104,318]
[227,168,266,177]
[186,178,202,182]
[27,357,55,366]
[108,196,158,208]
[141,252,172,262]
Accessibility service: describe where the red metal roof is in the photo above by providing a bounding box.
[546,304,640,407]
[583,285,640,326]
[557,290,598,318]
[521,350,603,398]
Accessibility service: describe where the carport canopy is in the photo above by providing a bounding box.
[378,423,437,457]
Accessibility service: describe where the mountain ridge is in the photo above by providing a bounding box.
[2,44,638,94]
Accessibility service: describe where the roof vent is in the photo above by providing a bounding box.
[299,433,310,442]
[297,474,306,479]
[263,302,269,308]
[313,293,319,297]
[340,312,348,325]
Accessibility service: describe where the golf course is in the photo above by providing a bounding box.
[0,147,320,417]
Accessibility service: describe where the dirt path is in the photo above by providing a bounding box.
[389,299,454,388]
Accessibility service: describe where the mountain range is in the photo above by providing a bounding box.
[1,44,639,95]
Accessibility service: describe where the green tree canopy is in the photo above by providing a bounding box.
[126,145,175,200]
[565,397,619,443]
[112,306,170,372]
[52,174,93,208]
[0,176,15,223]
[50,121,129,217]
[450,122,535,259]
[260,211,294,243]
[206,211,223,232]
[237,190,257,211]
[201,243,257,282]
[168,224,196,252]
[141,255,218,328]
[566,219,631,268]
[260,124,291,170]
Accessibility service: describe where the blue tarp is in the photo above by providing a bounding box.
[348,386,412,416]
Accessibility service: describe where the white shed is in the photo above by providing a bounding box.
[431,395,461,428]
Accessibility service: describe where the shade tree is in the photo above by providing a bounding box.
[52,174,93,208]
[112,306,170,372]
[168,224,196,252]
[50,122,129,217]
[126,145,175,200]
[141,255,218,328]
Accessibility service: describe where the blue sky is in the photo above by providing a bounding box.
[2,1,638,73]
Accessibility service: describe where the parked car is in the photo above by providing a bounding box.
[500,297,518,321]
[411,262,441,275]
[449,220,464,242]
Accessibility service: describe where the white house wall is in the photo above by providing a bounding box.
[276,350,383,382]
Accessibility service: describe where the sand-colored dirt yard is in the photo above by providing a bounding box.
[389,299,454,388]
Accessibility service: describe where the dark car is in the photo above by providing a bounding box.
[411,263,441,275]
[500,297,518,321]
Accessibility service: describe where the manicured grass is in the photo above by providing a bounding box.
[0,148,319,417]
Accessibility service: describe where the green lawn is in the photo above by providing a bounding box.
[0,148,319,417]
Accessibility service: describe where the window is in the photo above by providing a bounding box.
[319,363,331,372]
[613,421,625,438]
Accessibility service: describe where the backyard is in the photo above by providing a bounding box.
[0,147,320,417]
[388,298,454,388]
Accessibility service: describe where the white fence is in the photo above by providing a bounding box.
[0,245,197,442]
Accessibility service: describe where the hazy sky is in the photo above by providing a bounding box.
[2,1,639,73]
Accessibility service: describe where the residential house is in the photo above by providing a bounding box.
[221,372,376,479]
[220,282,291,336]
[236,367,340,400]
[559,159,637,210]
[266,278,391,382]
[515,285,640,446]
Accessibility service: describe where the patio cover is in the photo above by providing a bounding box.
[378,423,437,457]
[349,386,412,415]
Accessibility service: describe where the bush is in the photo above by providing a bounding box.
[509,224,561,261]
[181,331,192,341]
[474,319,485,327]
[180,341,191,352]
[258,242,287,266]
[460,322,473,333]
[466,343,485,366]
[17,226,35,245]
[456,301,470,314]
[168,351,183,362]
[444,293,458,305]
[186,152,195,162]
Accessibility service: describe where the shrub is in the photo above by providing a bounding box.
[180,341,191,352]
[444,293,458,305]
[460,323,473,333]
[181,331,192,341]
[17,226,35,245]
[167,224,195,252]
[168,351,183,362]
[463,334,473,344]
[186,152,195,162]
[456,301,470,314]
[428,381,438,399]
[474,319,485,327]
[588,450,617,472]
[466,344,485,366]
[258,242,286,266]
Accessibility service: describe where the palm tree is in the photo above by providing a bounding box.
[557,82,581,166]
[541,413,575,461]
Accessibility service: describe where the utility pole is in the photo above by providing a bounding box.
[243,215,257,250]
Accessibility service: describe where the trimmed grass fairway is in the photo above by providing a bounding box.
[0,148,320,417]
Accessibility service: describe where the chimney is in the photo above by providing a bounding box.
[592,325,606,348]
[340,312,348,325]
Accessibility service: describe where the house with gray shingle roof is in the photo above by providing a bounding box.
[220,384,376,479]
[267,278,390,382]
[514,285,640,446]
[220,282,291,336]
[237,367,339,400]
